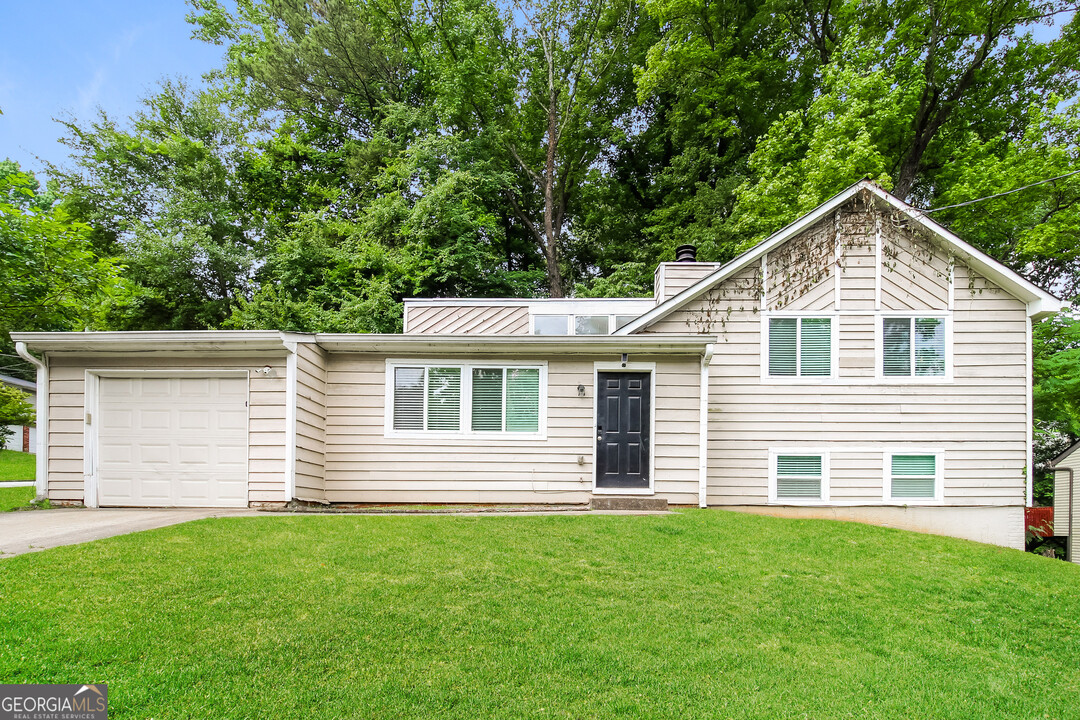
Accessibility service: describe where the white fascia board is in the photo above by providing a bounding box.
[404,298,656,306]
[9,330,297,354]
[617,180,1062,334]
[314,333,716,354]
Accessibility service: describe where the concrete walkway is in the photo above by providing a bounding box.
[0,508,258,559]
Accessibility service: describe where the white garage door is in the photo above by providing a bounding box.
[96,375,249,507]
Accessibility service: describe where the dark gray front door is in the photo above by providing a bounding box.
[596,371,651,489]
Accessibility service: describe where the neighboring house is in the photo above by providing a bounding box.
[11,181,1061,549]
[0,374,36,453]
[1052,441,1080,563]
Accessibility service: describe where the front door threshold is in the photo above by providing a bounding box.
[590,496,668,512]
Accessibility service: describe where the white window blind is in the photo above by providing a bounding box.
[891,454,937,499]
[776,455,823,499]
[471,368,504,431]
[883,317,945,376]
[426,367,461,430]
[769,318,831,377]
[506,368,540,432]
[393,367,425,430]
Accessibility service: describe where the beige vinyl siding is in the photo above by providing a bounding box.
[45,355,288,504]
[837,211,877,310]
[767,216,834,312]
[654,263,722,303]
[637,200,1030,516]
[323,354,702,505]
[829,451,885,501]
[838,314,876,377]
[880,221,950,311]
[406,305,529,334]
[294,342,327,503]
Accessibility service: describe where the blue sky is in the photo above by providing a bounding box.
[0,1,226,176]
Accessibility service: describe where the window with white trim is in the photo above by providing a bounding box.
[887,452,941,501]
[882,317,946,377]
[773,453,826,500]
[768,317,832,377]
[530,313,642,335]
[390,362,544,435]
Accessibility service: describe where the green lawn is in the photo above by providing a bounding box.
[1,511,1078,719]
[0,449,35,481]
[0,485,34,512]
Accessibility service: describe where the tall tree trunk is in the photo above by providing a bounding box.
[543,81,565,297]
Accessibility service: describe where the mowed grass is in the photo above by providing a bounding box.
[1,511,1079,719]
[0,450,34,482]
[0,486,34,512]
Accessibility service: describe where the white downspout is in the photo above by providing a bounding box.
[699,343,715,508]
[284,341,298,504]
[15,342,47,501]
[1026,316,1034,508]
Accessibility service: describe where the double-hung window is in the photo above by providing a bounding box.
[768,317,832,377]
[771,452,829,502]
[886,452,942,502]
[882,317,947,378]
[389,362,544,436]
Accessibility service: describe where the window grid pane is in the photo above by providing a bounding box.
[426,368,461,430]
[891,454,936,498]
[800,319,831,376]
[393,367,424,430]
[471,368,504,431]
[575,315,610,335]
[776,454,823,498]
[914,318,945,376]
[533,315,569,335]
[769,318,797,376]
[883,318,911,376]
[506,368,540,432]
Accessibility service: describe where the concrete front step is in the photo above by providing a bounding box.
[590,496,668,512]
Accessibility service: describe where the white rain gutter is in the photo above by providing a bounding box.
[698,344,715,508]
[15,342,47,500]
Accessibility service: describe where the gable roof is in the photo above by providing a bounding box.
[1052,440,1080,467]
[617,180,1063,335]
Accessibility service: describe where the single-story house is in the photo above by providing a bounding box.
[12,181,1062,549]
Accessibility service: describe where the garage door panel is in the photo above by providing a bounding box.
[97,375,249,507]
[138,409,172,430]
[101,409,134,430]
[139,379,173,397]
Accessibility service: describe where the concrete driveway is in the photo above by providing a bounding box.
[0,508,258,559]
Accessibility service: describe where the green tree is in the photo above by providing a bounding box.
[0,385,34,451]
[0,161,124,358]
[52,81,268,329]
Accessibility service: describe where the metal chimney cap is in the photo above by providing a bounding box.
[675,244,697,262]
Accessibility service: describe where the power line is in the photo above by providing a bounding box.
[917,169,1080,214]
